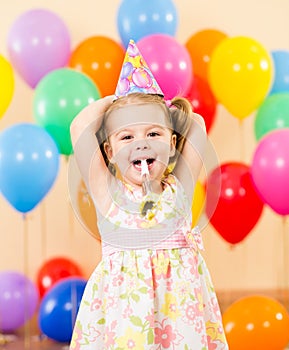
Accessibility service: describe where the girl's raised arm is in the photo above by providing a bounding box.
[174,112,207,201]
[70,95,115,210]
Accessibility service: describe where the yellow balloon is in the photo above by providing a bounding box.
[192,181,206,227]
[0,54,14,118]
[208,36,273,120]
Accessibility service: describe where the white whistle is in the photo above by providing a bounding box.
[140,160,155,216]
[141,160,152,195]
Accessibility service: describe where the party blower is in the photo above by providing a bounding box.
[140,159,155,216]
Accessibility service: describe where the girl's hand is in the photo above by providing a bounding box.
[70,95,115,147]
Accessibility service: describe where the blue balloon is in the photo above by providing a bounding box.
[117,0,178,48]
[270,50,289,95]
[38,277,87,343]
[0,123,60,213]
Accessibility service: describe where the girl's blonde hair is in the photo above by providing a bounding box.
[96,92,193,175]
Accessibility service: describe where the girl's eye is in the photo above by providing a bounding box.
[148,132,160,137]
[121,135,133,140]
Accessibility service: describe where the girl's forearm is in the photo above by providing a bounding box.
[69,96,114,187]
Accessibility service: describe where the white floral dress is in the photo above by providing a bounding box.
[70,175,228,350]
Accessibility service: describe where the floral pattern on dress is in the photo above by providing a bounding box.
[70,175,228,349]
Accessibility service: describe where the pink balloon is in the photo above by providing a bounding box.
[251,129,289,215]
[7,8,71,88]
[137,34,193,99]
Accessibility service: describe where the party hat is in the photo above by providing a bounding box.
[114,39,164,98]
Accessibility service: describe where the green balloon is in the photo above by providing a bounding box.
[33,68,101,155]
[254,92,289,140]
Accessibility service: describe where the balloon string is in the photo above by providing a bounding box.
[40,203,47,261]
[242,240,248,291]
[238,119,245,162]
[221,244,235,312]
[64,155,75,240]
[282,215,288,308]
[69,199,75,239]
[275,222,282,297]
[71,283,77,332]
[22,214,31,349]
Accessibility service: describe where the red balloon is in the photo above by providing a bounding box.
[205,162,264,244]
[36,256,83,297]
[185,75,217,133]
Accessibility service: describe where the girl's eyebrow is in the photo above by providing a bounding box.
[114,128,133,137]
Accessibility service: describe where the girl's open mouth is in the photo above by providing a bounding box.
[132,158,155,171]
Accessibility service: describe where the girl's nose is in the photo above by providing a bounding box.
[135,139,150,150]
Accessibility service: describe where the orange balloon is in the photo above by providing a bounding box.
[192,180,206,227]
[77,180,100,241]
[185,29,227,81]
[69,36,125,96]
[223,295,289,350]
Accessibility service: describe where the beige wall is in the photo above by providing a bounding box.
[1,0,289,292]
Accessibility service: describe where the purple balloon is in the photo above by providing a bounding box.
[0,271,39,331]
[251,129,289,215]
[7,8,71,88]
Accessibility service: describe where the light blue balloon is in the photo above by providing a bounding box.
[117,0,178,48]
[270,50,289,95]
[0,123,60,213]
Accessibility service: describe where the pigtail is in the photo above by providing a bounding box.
[168,97,192,164]
[95,118,116,175]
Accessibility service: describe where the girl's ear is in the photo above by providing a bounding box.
[170,134,177,157]
[104,142,115,164]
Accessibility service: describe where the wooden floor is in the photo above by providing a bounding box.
[1,289,289,349]
[0,335,68,349]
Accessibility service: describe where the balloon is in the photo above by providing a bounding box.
[205,162,264,244]
[36,256,83,298]
[33,68,101,155]
[254,93,289,140]
[0,54,14,118]
[39,277,86,343]
[137,34,193,99]
[185,75,217,133]
[192,180,206,227]
[7,8,71,88]
[67,155,100,240]
[117,0,178,48]
[69,36,125,96]
[77,180,100,240]
[251,128,289,216]
[0,271,39,332]
[270,50,289,94]
[223,295,289,350]
[0,123,60,213]
[208,36,273,119]
[185,29,227,81]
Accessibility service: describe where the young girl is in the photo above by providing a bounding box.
[69,92,228,349]
[69,41,228,350]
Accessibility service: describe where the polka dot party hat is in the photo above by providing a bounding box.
[114,39,164,98]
